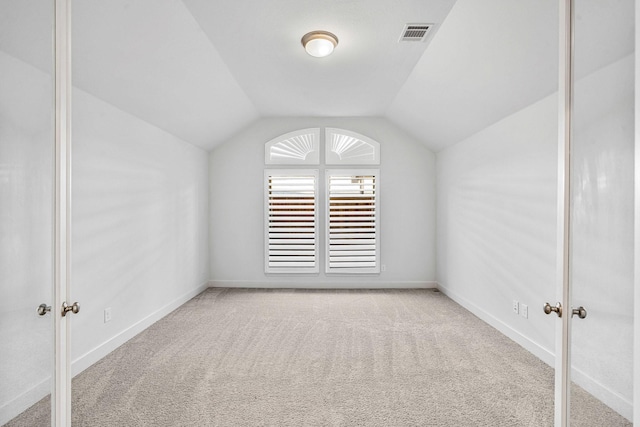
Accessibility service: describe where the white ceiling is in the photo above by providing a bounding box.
[0,0,634,152]
[181,0,457,118]
[387,0,634,151]
[387,0,560,151]
[71,0,260,150]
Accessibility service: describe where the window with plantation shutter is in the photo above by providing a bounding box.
[326,170,379,273]
[264,170,319,273]
[264,129,382,275]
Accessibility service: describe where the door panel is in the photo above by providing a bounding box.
[0,0,56,425]
[569,0,634,424]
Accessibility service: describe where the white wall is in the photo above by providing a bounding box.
[437,55,634,420]
[0,50,210,424]
[209,117,436,288]
[70,86,211,373]
[436,77,559,359]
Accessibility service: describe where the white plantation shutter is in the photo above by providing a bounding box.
[325,128,380,165]
[326,170,379,273]
[265,170,319,273]
[265,128,320,165]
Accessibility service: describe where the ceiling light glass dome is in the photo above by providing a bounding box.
[301,31,338,58]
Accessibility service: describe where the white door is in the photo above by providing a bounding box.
[569,0,635,424]
[0,0,54,424]
[0,0,73,425]
[553,0,635,425]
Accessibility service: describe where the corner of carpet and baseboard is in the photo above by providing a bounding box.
[71,281,209,377]
[209,280,437,289]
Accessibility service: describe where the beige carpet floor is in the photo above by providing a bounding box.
[5,288,632,426]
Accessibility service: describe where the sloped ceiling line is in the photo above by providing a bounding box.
[2,0,632,152]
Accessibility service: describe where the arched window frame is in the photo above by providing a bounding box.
[325,128,380,165]
[264,128,320,165]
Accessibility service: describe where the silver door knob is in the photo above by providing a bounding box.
[61,301,80,316]
[37,304,51,316]
[543,302,562,317]
[572,306,587,319]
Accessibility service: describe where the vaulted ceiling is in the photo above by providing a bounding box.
[0,0,634,152]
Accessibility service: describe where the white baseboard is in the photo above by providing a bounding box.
[437,282,633,422]
[570,365,633,421]
[209,280,437,289]
[0,378,50,426]
[71,281,210,376]
[12,281,629,423]
[436,282,554,365]
[0,282,209,425]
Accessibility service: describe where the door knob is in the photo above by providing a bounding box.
[572,306,587,319]
[37,304,51,316]
[61,301,80,316]
[543,302,562,317]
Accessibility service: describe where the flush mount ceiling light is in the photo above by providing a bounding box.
[301,31,338,58]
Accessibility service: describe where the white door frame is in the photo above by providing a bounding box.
[634,1,639,425]
[555,0,574,425]
[53,0,72,425]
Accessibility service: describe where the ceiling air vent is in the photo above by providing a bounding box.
[399,24,433,42]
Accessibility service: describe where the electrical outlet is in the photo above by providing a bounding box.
[512,300,519,315]
[104,307,112,323]
[521,304,528,319]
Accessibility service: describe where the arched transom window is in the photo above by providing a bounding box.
[264,128,320,165]
[326,128,380,165]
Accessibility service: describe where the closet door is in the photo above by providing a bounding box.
[553,1,634,425]
[0,0,58,425]
[568,0,634,425]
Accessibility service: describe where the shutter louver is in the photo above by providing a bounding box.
[327,172,379,272]
[266,173,318,272]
